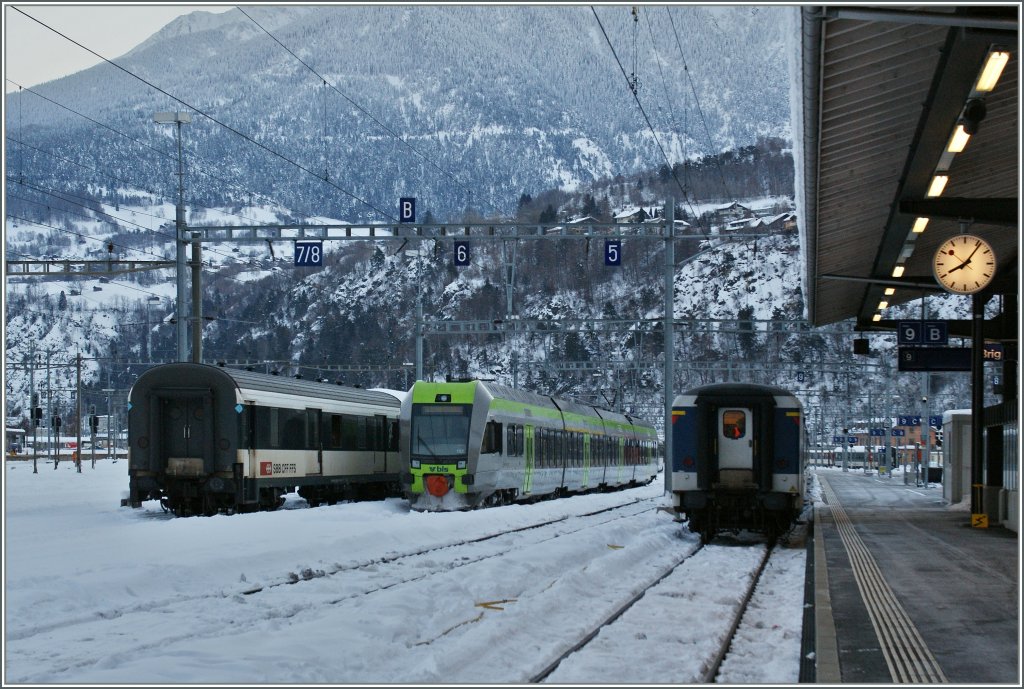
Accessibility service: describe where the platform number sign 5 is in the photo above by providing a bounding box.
[605,239,622,266]
[454,241,470,267]
[294,241,323,267]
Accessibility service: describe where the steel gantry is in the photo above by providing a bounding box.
[187,204,695,490]
[5,260,174,276]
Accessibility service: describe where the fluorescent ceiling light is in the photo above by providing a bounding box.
[927,175,948,197]
[947,125,971,153]
[892,265,905,278]
[975,51,1009,92]
[912,217,929,234]
[872,313,882,322]
[884,287,895,296]
[878,301,889,310]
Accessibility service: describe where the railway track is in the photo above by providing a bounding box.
[7,496,666,683]
[240,496,660,594]
[533,541,775,684]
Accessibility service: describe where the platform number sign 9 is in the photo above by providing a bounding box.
[604,239,622,266]
[454,241,470,267]
[294,241,323,267]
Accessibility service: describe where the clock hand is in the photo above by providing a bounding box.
[941,249,970,272]
[963,241,983,263]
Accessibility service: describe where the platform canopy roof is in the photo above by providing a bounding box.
[798,5,1019,329]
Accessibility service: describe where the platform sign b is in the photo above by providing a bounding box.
[399,197,416,223]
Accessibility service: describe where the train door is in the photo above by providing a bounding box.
[158,392,213,474]
[718,407,754,485]
[373,415,389,473]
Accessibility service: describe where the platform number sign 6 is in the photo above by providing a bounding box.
[454,241,470,267]
[605,239,622,266]
[295,241,323,267]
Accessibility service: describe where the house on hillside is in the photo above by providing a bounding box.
[763,211,797,232]
[616,204,694,226]
[710,202,756,226]
[613,206,649,224]
[645,217,692,232]
[724,217,759,232]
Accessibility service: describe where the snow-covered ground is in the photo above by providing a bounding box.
[3,458,808,684]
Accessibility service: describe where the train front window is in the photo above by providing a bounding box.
[411,404,471,458]
[722,410,746,440]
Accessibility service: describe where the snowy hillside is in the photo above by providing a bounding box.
[5,5,793,222]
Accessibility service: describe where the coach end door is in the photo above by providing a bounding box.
[718,407,754,487]
[159,391,213,476]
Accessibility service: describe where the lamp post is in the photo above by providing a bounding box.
[153,111,191,362]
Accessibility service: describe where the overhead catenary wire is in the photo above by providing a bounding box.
[6,176,255,278]
[5,80,331,228]
[5,135,327,277]
[10,6,398,223]
[641,8,687,190]
[5,186,262,288]
[3,221,169,302]
[235,6,502,219]
[6,131,281,235]
[638,6,703,231]
[589,6,710,240]
[665,7,733,202]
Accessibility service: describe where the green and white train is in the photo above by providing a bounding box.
[400,380,661,510]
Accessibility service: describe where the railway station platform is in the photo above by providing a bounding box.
[809,467,1019,685]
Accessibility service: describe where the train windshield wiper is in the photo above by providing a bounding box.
[415,432,438,458]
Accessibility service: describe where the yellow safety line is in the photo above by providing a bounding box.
[820,476,948,683]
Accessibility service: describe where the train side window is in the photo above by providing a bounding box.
[329,414,343,449]
[481,420,503,455]
[506,424,516,456]
[371,416,384,451]
[254,407,281,448]
[281,409,306,450]
[357,416,369,451]
[342,415,358,450]
[389,419,400,452]
[723,410,746,439]
[306,409,320,449]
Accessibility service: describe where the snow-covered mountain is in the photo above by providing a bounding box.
[3,5,982,438]
[5,5,792,222]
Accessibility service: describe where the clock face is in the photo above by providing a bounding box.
[932,234,996,295]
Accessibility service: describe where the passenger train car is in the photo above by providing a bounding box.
[671,383,804,543]
[124,363,403,516]
[400,380,661,510]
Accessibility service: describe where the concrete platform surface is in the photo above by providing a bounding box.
[812,468,1019,684]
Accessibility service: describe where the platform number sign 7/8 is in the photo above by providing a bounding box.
[454,241,470,267]
[605,239,622,266]
[295,241,323,267]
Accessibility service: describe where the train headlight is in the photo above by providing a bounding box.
[457,460,466,470]
[411,460,421,469]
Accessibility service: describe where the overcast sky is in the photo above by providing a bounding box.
[4,3,232,93]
